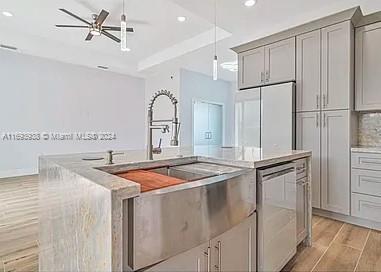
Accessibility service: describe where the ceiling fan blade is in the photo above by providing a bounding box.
[56,24,88,28]
[101,30,120,43]
[95,10,109,25]
[103,26,134,32]
[59,8,91,25]
[85,32,94,41]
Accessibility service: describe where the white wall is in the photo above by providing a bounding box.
[180,69,235,147]
[0,50,145,178]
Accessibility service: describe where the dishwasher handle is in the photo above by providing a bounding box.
[259,166,295,182]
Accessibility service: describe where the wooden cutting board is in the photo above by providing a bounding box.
[117,170,187,192]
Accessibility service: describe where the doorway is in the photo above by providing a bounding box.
[193,100,224,147]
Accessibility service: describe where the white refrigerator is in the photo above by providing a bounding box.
[235,82,295,153]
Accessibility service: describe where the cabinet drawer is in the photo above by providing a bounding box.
[295,159,307,180]
[352,169,381,197]
[352,152,381,171]
[351,193,381,223]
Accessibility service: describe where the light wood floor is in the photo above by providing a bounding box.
[0,175,39,272]
[284,216,381,272]
[1,176,381,272]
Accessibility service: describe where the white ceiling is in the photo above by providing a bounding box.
[1,0,381,82]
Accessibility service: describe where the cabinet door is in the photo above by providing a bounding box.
[296,180,308,244]
[211,215,256,272]
[321,110,350,215]
[238,47,265,89]
[321,21,354,111]
[296,30,321,112]
[145,242,209,272]
[265,37,296,84]
[296,112,321,208]
[355,22,381,111]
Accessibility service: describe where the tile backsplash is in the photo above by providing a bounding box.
[359,112,381,147]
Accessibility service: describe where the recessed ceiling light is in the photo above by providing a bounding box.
[177,16,186,22]
[2,11,13,17]
[244,0,256,7]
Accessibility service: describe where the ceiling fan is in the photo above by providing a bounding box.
[56,8,134,43]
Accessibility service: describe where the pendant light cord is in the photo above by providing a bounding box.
[214,0,217,57]
[123,0,125,15]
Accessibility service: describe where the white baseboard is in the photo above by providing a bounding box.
[313,208,381,231]
[0,168,37,179]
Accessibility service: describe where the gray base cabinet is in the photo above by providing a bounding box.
[351,151,381,223]
[296,112,321,208]
[297,110,354,216]
[321,110,351,215]
[145,215,256,272]
[355,22,381,111]
[145,243,209,272]
[211,215,256,272]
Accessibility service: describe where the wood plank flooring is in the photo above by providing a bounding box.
[0,175,38,272]
[1,176,381,272]
[284,216,381,272]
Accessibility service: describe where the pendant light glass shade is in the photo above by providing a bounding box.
[213,55,218,81]
[121,14,128,51]
[212,0,218,81]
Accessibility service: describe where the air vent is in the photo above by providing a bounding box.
[0,44,18,51]
[97,65,109,70]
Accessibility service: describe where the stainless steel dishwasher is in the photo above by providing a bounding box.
[257,163,297,272]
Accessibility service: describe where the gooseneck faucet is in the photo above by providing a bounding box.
[147,90,180,160]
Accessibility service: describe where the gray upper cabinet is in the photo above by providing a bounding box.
[265,37,296,84]
[321,21,354,111]
[296,112,321,209]
[238,38,295,90]
[355,22,381,111]
[296,30,321,112]
[238,47,265,89]
[321,110,351,215]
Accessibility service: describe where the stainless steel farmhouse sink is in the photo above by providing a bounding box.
[97,158,256,270]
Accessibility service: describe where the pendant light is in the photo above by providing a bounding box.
[213,0,218,81]
[121,0,128,51]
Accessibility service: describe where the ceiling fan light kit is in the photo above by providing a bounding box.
[56,8,134,48]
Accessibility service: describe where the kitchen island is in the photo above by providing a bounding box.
[39,146,311,272]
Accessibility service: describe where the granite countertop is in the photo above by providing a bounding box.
[40,146,312,200]
[351,146,381,154]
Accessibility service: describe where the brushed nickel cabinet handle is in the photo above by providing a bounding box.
[316,95,320,109]
[323,94,326,108]
[323,113,327,128]
[204,247,211,272]
[261,72,264,83]
[214,241,222,272]
[316,113,319,128]
[266,71,270,82]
